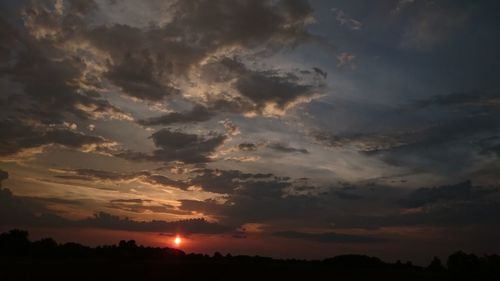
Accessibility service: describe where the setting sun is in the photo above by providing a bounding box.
[174,235,182,247]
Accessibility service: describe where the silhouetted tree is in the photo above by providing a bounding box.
[483,255,500,277]
[32,238,58,256]
[427,256,444,273]
[447,251,481,278]
[323,255,386,269]
[1,229,500,280]
[119,240,137,249]
[0,229,30,255]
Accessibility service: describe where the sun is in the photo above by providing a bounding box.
[174,235,182,247]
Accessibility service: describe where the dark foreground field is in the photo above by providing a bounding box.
[1,230,499,280]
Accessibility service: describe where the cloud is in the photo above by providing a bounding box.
[164,0,315,50]
[201,58,325,116]
[480,140,500,158]
[115,128,228,164]
[350,90,497,174]
[180,173,326,226]
[400,180,498,208]
[313,104,500,175]
[181,173,500,231]
[81,212,230,234]
[0,119,115,159]
[0,185,230,234]
[148,129,227,164]
[312,130,410,153]
[324,181,500,230]
[400,3,468,50]
[392,0,416,14]
[234,68,320,113]
[62,0,318,104]
[336,52,356,68]
[189,168,274,194]
[1,8,130,124]
[238,143,258,152]
[108,199,190,216]
[273,231,385,243]
[138,105,215,126]
[312,67,328,79]
[331,8,362,30]
[335,190,363,200]
[416,91,500,109]
[56,168,189,190]
[0,0,326,161]
[268,142,309,154]
[383,201,500,228]
[105,49,180,101]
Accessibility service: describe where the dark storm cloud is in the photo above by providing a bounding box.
[0,0,325,158]
[205,96,256,116]
[273,231,385,244]
[238,143,258,152]
[84,22,205,101]
[0,119,112,157]
[105,50,180,101]
[180,175,412,228]
[80,0,320,102]
[22,0,98,37]
[0,4,128,124]
[0,185,230,234]
[166,0,314,50]
[234,70,318,111]
[149,129,227,164]
[3,41,126,123]
[179,169,500,230]
[115,129,228,164]
[201,57,326,114]
[180,190,322,229]
[400,180,498,208]
[312,67,327,79]
[189,168,274,194]
[180,175,326,226]
[0,187,65,227]
[268,142,309,154]
[138,105,215,126]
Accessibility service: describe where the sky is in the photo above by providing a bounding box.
[1,0,500,264]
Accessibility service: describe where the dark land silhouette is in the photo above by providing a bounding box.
[0,229,499,280]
